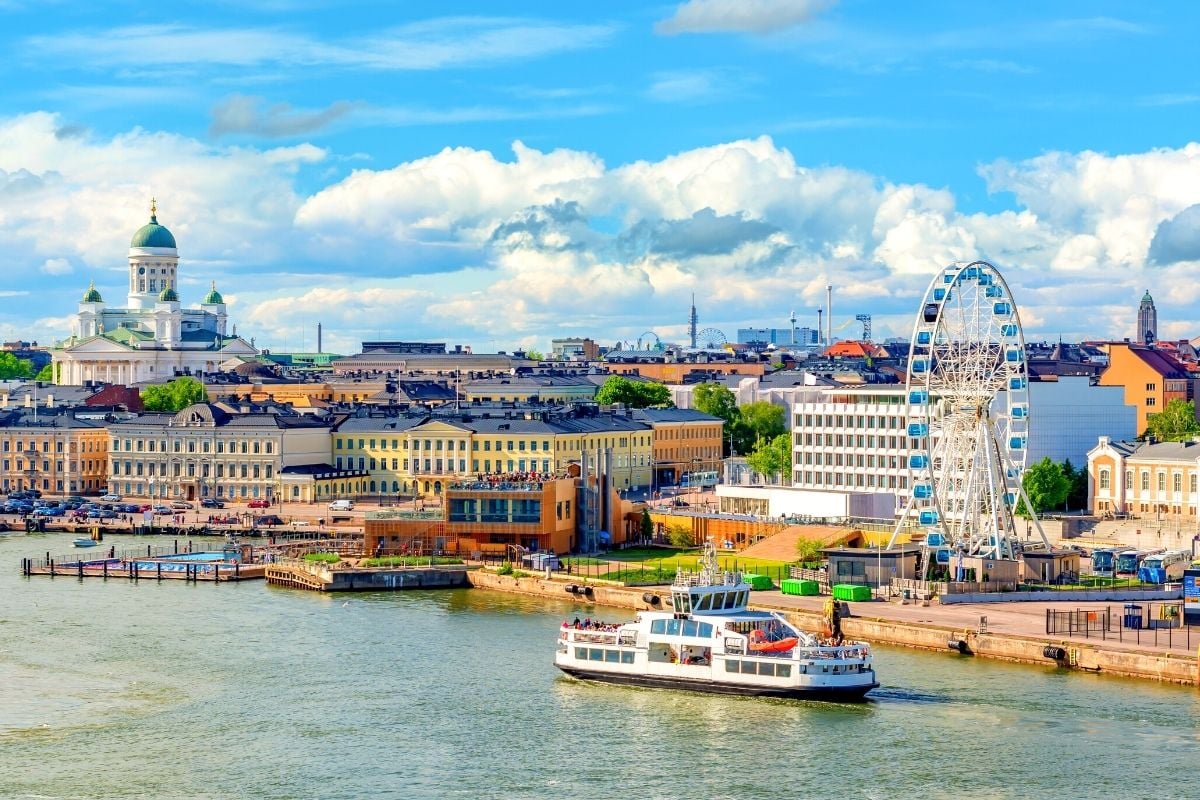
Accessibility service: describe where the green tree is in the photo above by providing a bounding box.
[795,538,824,566]
[33,363,54,382]
[640,508,654,542]
[1061,459,1089,511]
[524,348,543,361]
[1145,398,1200,441]
[1016,457,1070,518]
[667,523,694,548]
[745,433,791,481]
[733,401,785,455]
[0,352,34,379]
[693,382,737,424]
[594,376,671,408]
[141,377,208,412]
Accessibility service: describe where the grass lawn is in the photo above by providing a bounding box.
[302,552,340,564]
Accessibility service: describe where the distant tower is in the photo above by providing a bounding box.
[789,309,797,345]
[688,294,698,349]
[826,284,833,346]
[1137,290,1157,345]
[317,322,323,353]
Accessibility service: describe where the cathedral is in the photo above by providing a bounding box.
[51,202,257,385]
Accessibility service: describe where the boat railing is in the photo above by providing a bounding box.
[672,570,743,588]
[562,629,618,645]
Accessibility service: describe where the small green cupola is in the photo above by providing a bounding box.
[131,197,178,249]
[158,286,179,302]
[202,281,224,305]
[82,280,103,303]
[1141,289,1154,303]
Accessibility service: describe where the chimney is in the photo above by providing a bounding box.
[0,393,7,408]
[24,394,32,408]
[45,394,54,409]
[317,322,323,354]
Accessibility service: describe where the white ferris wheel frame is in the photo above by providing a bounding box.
[889,260,1049,561]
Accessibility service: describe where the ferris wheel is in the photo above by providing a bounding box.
[889,261,1048,562]
[696,328,728,349]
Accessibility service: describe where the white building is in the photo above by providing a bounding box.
[52,202,256,385]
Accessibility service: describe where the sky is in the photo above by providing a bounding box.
[1,0,1200,355]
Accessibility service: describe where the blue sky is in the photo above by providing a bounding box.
[1,0,1199,353]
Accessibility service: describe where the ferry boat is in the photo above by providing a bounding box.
[554,543,877,700]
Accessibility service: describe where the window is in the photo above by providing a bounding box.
[1146,383,1157,391]
[1141,472,1150,491]
[1098,469,1110,490]
[1157,473,1166,492]
[1125,470,1133,491]
[1174,474,1182,493]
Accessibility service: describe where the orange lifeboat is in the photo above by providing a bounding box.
[747,629,799,653]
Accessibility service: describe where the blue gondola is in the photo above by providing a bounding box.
[913,483,933,499]
[1009,436,1025,450]
[918,510,939,525]
[986,286,1003,298]
[908,390,929,404]
[927,532,945,546]
[916,330,932,345]
[909,454,928,469]
[912,359,929,373]
[993,302,1012,315]
[933,288,946,301]
[1011,405,1027,418]
[1005,348,1022,362]
[907,423,928,437]
[1000,323,1017,337]
[1010,377,1026,390]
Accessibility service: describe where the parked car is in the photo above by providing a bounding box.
[152,505,172,515]
[201,498,225,509]
[170,501,194,510]
[247,499,270,509]
[101,493,122,502]
[254,514,284,526]
[328,499,354,511]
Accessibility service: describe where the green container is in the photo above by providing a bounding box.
[798,580,820,596]
[780,579,802,596]
[833,583,872,601]
[743,573,774,591]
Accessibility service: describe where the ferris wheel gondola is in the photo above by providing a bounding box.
[889,261,1049,564]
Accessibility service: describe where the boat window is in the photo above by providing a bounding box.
[695,593,713,612]
[777,664,791,678]
[739,591,749,606]
[650,619,666,635]
[575,647,587,659]
[674,593,691,613]
[723,593,737,610]
[618,632,637,647]
[759,663,776,677]
[799,665,807,674]
[740,661,758,675]
[621,651,635,664]
[589,648,603,661]
[604,649,620,663]
[666,619,682,636]
[698,622,713,637]
[682,620,698,637]
[725,659,739,673]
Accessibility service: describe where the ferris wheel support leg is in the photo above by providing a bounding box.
[887,499,915,550]
[1014,482,1053,550]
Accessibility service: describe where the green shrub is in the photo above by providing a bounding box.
[497,562,514,575]
[360,556,464,567]
[302,552,340,564]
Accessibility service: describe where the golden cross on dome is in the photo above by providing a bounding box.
[150,197,157,219]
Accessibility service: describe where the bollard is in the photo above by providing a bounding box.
[103,560,108,579]
[235,563,240,581]
[49,558,55,577]
[157,562,162,581]
[78,561,83,579]
[214,564,219,583]
[147,545,151,557]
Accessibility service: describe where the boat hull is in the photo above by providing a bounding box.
[557,665,878,701]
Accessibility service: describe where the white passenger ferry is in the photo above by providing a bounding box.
[554,544,878,700]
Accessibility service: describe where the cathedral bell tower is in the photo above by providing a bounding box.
[127,198,180,310]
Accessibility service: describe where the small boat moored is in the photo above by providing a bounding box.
[72,537,99,548]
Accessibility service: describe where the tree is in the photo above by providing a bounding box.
[1017,457,1070,518]
[33,363,54,382]
[667,523,694,548]
[640,508,654,542]
[0,352,34,380]
[733,401,785,455]
[141,377,208,412]
[594,376,671,408]
[693,382,737,424]
[524,348,544,362]
[1061,459,1089,511]
[745,433,791,481]
[1145,398,1200,441]
[795,538,825,565]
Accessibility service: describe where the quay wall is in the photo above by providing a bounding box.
[938,588,1182,604]
[326,567,470,591]
[469,572,1200,686]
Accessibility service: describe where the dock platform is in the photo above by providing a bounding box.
[265,559,473,591]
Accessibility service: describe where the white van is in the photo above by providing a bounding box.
[328,499,354,511]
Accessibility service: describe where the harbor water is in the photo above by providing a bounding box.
[2,532,1199,800]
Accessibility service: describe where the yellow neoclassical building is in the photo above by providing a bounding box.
[333,410,656,497]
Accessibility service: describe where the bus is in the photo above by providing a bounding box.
[1115,549,1159,578]
[681,471,718,490]
[1137,550,1191,584]
[1091,548,1116,577]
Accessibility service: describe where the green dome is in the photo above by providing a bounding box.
[202,281,224,305]
[158,286,179,302]
[131,200,177,249]
[1142,289,1154,303]
[82,280,103,303]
